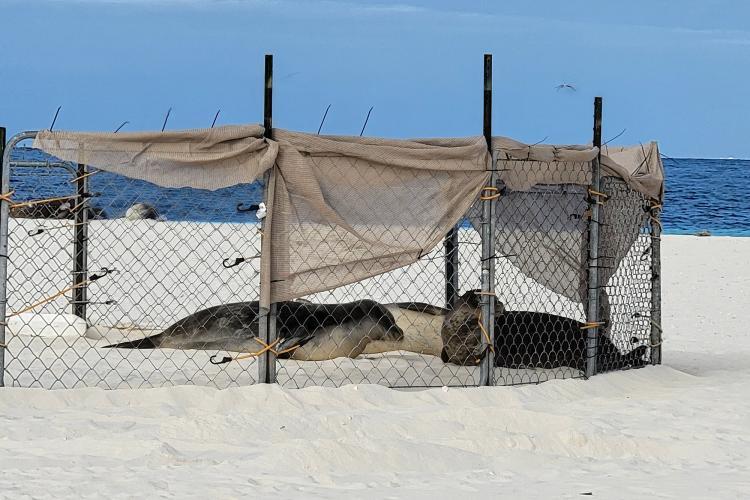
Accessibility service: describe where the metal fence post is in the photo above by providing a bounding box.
[479,54,495,386]
[585,97,603,378]
[0,127,6,387]
[444,232,459,309]
[259,53,277,384]
[72,163,89,321]
[650,206,662,364]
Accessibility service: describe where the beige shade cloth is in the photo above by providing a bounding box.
[32,125,277,191]
[602,142,664,202]
[31,125,662,309]
[468,149,657,331]
[492,137,664,202]
[261,130,490,306]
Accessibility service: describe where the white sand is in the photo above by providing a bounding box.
[0,235,748,498]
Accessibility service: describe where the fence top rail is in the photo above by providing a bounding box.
[4,132,79,175]
[3,131,40,170]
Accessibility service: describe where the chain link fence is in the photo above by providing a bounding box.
[0,135,659,390]
[3,142,262,388]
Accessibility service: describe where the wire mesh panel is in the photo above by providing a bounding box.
[460,159,654,385]
[270,153,488,389]
[596,176,652,372]
[479,160,590,384]
[4,146,263,388]
[1,140,658,390]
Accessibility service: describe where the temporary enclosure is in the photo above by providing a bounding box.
[0,55,663,389]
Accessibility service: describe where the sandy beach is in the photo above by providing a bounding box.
[0,234,747,498]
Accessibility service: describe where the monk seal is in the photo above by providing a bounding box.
[363,302,447,357]
[104,299,404,361]
[10,199,107,220]
[441,290,648,372]
[124,203,160,221]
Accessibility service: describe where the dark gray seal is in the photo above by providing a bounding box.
[104,299,404,361]
[440,291,505,365]
[441,290,648,372]
[124,203,160,221]
[11,199,107,220]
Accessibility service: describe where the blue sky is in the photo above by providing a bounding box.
[2,0,749,157]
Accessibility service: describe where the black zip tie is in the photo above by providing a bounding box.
[223,256,260,269]
[236,202,260,213]
[49,105,62,131]
[210,355,232,365]
[481,253,517,262]
[602,128,626,146]
[359,106,373,136]
[640,245,652,260]
[114,121,129,133]
[70,299,117,305]
[587,285,610,291]
[317,104,331,135]
[223,257,246,269]
[589,218,611,227]
[484,168,513,173]
[161,107,172,132]
[89,268,115,281]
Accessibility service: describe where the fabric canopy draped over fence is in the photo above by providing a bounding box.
[33,125,663,308]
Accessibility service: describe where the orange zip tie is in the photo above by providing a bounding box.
[0,191,15,203]
[231,337,281,361]
[579,321,605,330]
[229,337,300,362]
[274,344,301,356]
[587,188,609,205]
[68,170,99,184]
[480,186,501,201]
[1,280,91,325]
[476,310,494,353]
[68,198,89,214]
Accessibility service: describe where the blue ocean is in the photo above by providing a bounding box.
[7,148,750,236]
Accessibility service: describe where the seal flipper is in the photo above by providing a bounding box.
[617,345,649,368]
[393,302,448,317]
[275,327,318,357]
[104,335,160,349]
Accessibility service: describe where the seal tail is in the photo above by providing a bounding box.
[104,336,159,349]
[618,345,649,368]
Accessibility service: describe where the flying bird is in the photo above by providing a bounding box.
[555,83,577,92]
